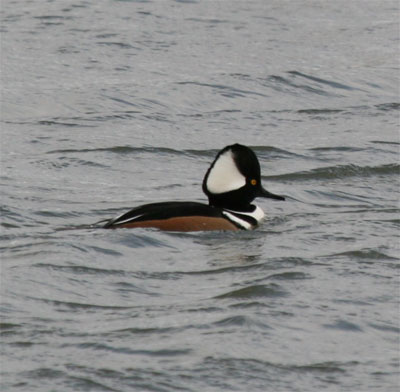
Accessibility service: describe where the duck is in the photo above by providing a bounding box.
[103,143,285,231]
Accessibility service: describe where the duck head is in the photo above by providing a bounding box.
[202,144,285,210]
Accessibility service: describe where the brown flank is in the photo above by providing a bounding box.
[109,216,239,232]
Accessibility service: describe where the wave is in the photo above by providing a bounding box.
[326,248,399,261]
[259,71,356,98]
[46,145,184,156]
[288,71,359,91]
[267,163,399,181]
[176,81,269,98]
[45,144,297,160]
[215,284,287,299]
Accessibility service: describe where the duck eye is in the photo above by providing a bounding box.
[250,179,257,186]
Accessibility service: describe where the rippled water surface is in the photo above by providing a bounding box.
[1,1,399,391]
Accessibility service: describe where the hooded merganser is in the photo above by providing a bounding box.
[104,144,285,231]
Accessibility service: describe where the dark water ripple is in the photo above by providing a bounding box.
[270,163,399,181]
[215,284,288,300]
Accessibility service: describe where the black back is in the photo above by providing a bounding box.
[104,201,224,228]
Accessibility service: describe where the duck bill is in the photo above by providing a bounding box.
[258,186,285,201]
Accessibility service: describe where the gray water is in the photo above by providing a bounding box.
[1,1,399,391]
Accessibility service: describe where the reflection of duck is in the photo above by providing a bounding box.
[104,144,285,231]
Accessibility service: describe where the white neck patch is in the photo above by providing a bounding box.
[206,150,246,194]
[222,205,265,229]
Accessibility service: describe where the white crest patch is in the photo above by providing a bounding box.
[206,150,246,194]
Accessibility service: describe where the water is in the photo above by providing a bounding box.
[1,1,399,391]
